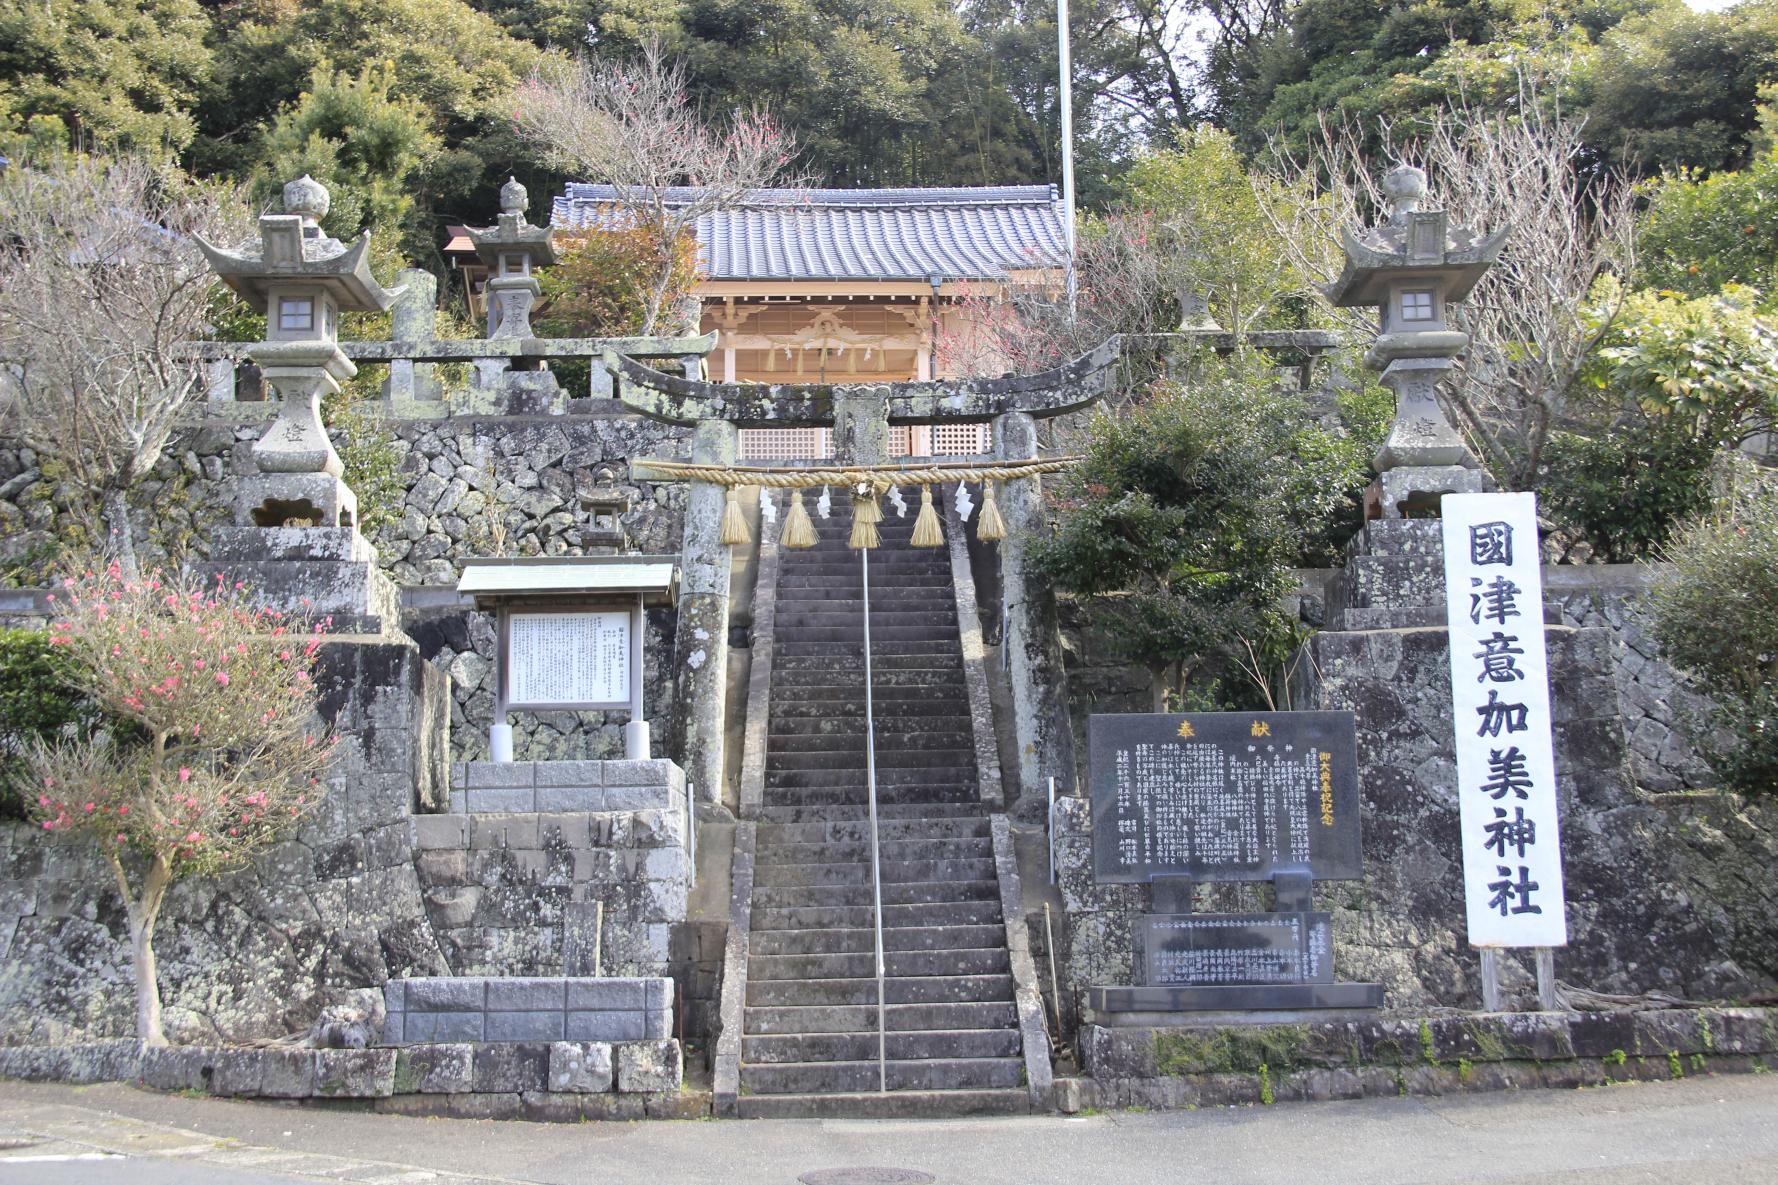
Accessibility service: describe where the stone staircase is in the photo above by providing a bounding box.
[735,513,1031,1118]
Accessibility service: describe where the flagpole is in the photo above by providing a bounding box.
[1058,0,1077,317]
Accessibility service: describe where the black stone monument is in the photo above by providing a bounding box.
[1085,711,1384,1021]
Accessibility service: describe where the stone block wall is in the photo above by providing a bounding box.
[0,1037,693,1120]
[1071,1006,1778,1111]
[383,976,673,1044]
[411,776,691,983]
[0,646,696,1045]
[0,410,692,763]
[1544,569,1718,792]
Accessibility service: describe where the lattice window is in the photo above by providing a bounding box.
[929,424,990,455]
[739,428,832,460]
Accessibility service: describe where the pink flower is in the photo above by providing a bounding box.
[83,802,95,813]
[215,673,230,687]
[42,821,54,831]
[185,831,203,843]
[179,768,192,783]
[117,806,128,816]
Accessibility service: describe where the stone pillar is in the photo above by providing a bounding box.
[993,410,1078,809]
[832,391,890,466]
[206,358,236,402]
[671,418,739,812]
[386,268,440,404]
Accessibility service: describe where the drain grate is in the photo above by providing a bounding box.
[798,1170,936,1185]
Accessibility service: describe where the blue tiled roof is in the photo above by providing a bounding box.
[552,184,1069,282]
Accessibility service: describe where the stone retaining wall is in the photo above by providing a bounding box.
[383,976,673,1044]
[0,1037,693,1121]
[0,411,691,763]
[1069,1006,1778,1111]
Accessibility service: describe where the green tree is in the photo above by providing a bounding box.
[0,0,211,154]
[252,64,440,266]
[1030,351,1366,710]
[1638,141,1778,301]
[193,0,547,265]
[1653,476,1778,793]
[1540,285,1778,561]
[1581,0,1778,174]
[1121,127,1319,333]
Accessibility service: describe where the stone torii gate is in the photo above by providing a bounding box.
[605,341,1122,815]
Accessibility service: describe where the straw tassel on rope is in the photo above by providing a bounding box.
[719,486,751,547]
[976,480,1007,542]
[910,484,944,548]
[848,482,882,550]
[782,489,817,548]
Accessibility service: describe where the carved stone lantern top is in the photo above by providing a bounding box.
[468,176,557,270]
[193,175,401,321]
[1322,165,1509,312]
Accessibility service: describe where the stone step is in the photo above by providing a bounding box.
[748,947,1010,981]
[750,923,1008,956]
[750,900,1004,933]
[772,669,963,689]
[739,1056,1024,1095]
[749,879,1001,910]
[764,713,972,736]
[756,817,991,844]
[769,698,971,720]
[742,1027,1022,1064]
[754,837,992,866]
[752,858,998,888]
[733,1088,1031,1119]
[752,803,984,823]
[776,609,958,629]
[763,767,977,788]
[768,748,976,772]
[759,790,980,812]
[765,731,974,754]
[773,652,962,671]
[742,1000,1018,1035]
[771,597,958,613]
[759,789,980,811]
[745,973,1016,1008]
[767,626,959,645]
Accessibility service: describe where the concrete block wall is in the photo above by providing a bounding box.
[383,976,673,1045]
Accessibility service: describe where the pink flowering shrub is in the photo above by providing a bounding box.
[26,567,335,1043]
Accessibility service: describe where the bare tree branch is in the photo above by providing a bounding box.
[510,40,808,336]
[0,155,249,578]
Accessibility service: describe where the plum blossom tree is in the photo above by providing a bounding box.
[26,569,335,1045]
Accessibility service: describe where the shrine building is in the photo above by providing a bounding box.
[550,184,1071,458]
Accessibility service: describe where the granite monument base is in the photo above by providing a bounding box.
[191,526,400,635]
[1088,982,1385,1027]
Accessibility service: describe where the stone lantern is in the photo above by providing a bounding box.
[466,177,561,411]
[1324,165,1508,517]
[196,174,400,530]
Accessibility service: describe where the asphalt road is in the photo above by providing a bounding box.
[2,1073,1775,1185]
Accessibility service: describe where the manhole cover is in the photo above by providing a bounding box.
[798,1170,935,1185]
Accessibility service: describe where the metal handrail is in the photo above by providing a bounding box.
[861,545,888,1093]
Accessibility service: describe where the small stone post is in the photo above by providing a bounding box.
[993,410,1078,809]
[671,419,740,812]
[385,267,439,406]
[833,390,891,465]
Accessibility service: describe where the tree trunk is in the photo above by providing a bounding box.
[101,486,139,583]
[113,854,172,1046]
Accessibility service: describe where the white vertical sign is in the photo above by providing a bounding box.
[1441,492,1568,948]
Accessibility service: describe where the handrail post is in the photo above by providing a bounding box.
[862,545,888,1093]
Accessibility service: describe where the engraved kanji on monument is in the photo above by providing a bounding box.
[1086,712,1383,1017]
